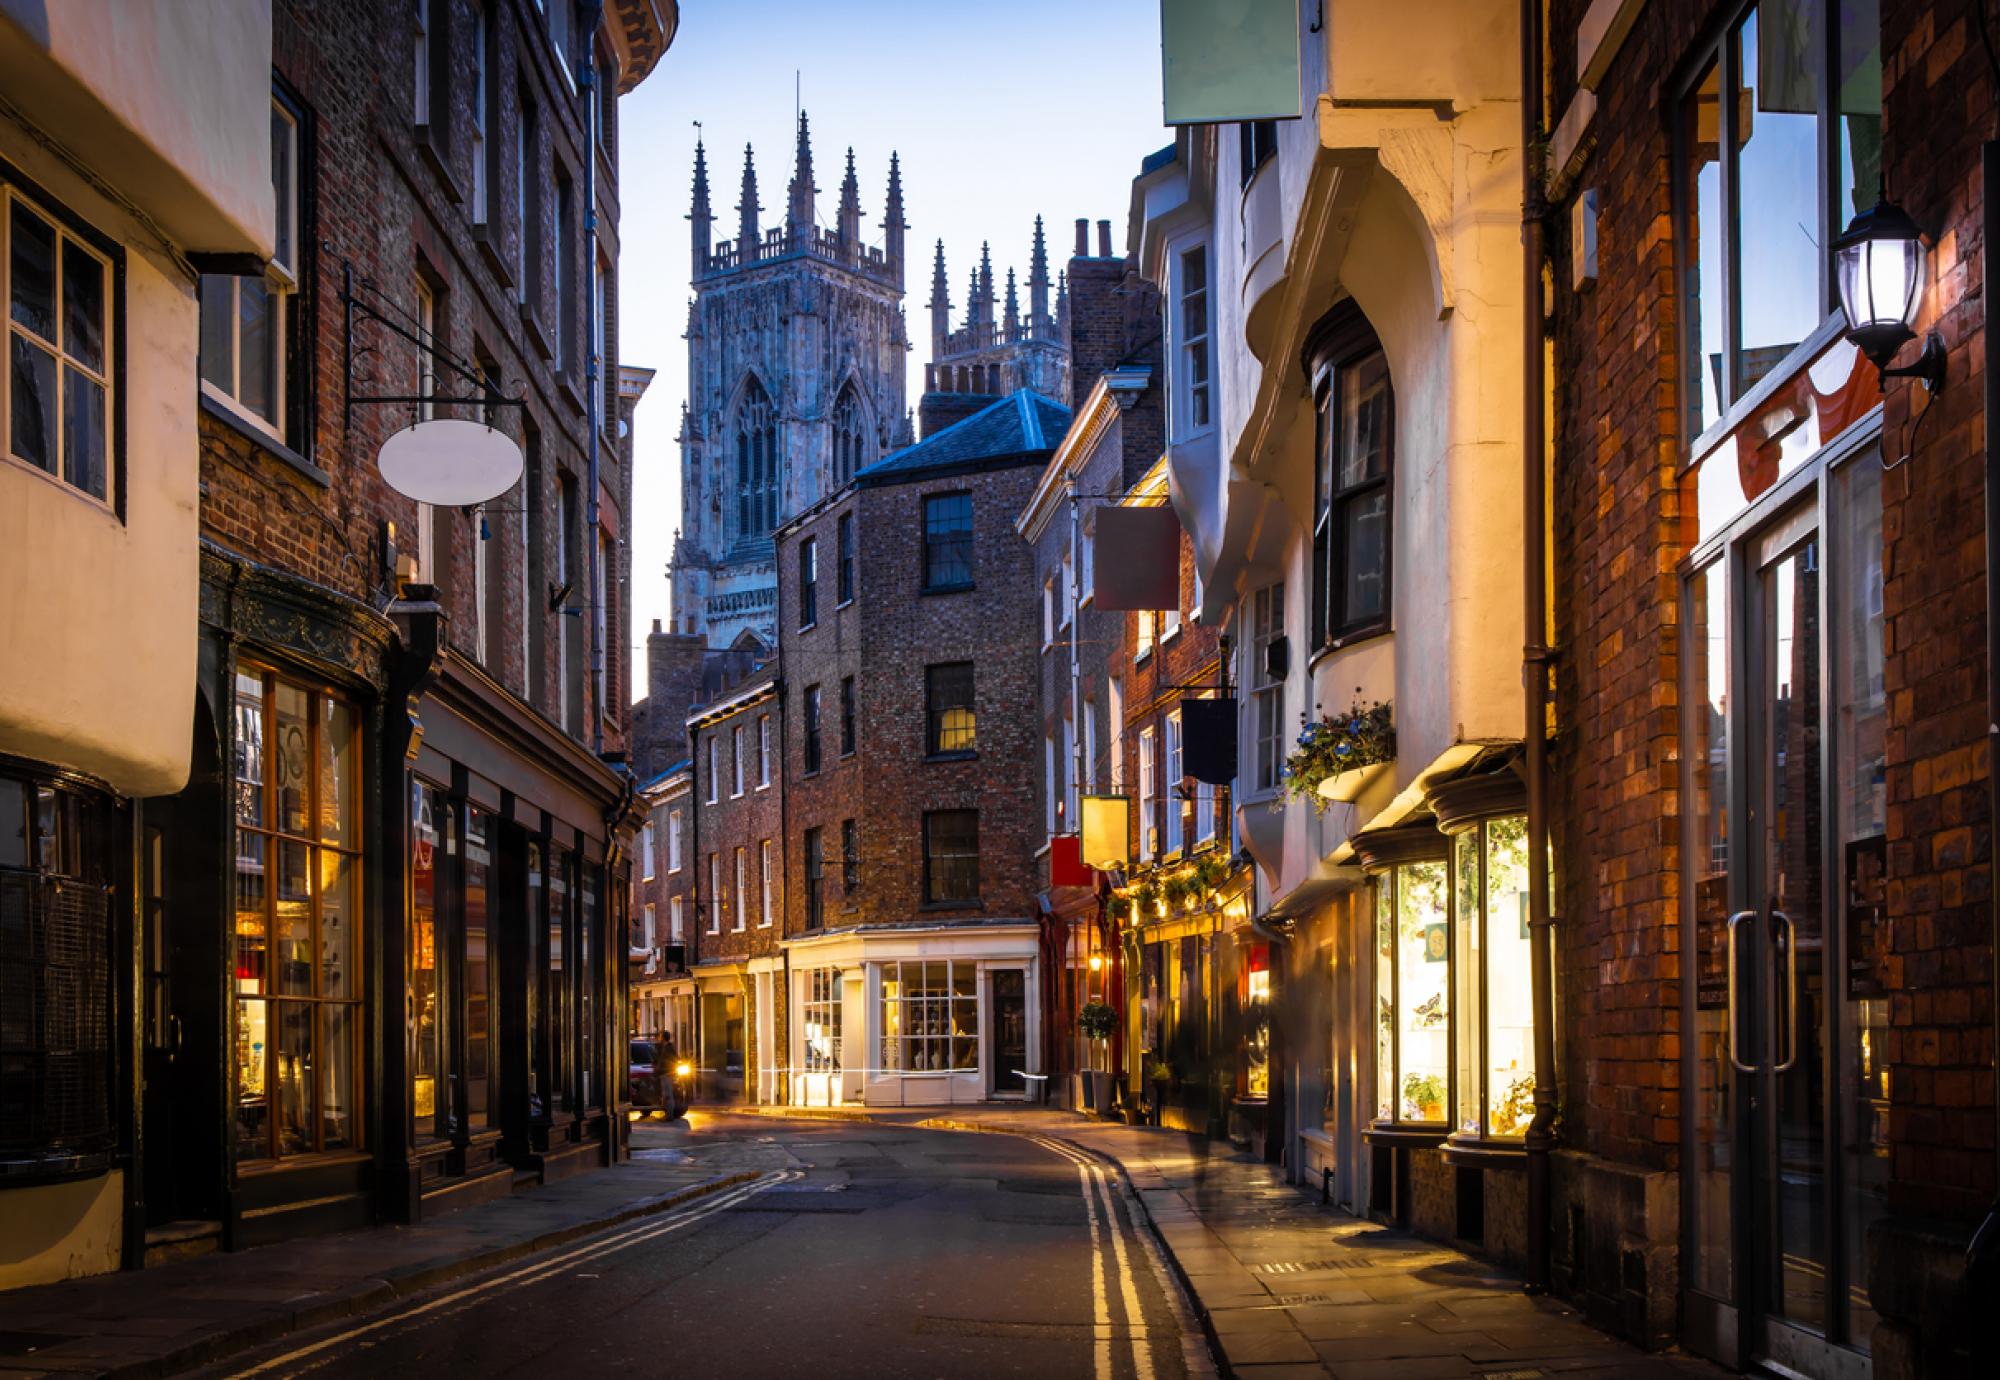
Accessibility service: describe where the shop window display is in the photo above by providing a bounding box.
[1449,814,1536,1139]
[1370,848,1451,1127]
[880,959,977,1073]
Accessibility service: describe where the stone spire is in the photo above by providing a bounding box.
[978,242,995,328]
[787,109,816,234]
[928,239,950,352]
[689,138,713,274]
[736,142,760,251]
[1056,269,1069,334]
[1028,214,1050,333]
[966,266,982,329]
[883,151,906,283]
[1004,267,1019,335]
[837,146,862,244]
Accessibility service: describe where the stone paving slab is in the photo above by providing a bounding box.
[0,1156,754,1379]
[770,1105,1732,1380]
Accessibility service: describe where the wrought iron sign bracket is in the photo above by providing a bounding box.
[339,260,527,427]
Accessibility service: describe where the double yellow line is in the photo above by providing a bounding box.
[229,1170,799,1377]
[1031,1135,1155,1380]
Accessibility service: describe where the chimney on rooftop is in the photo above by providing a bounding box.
[1074,218,1088,256]
[1097,220,1112,257]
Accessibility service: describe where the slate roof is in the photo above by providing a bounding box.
[855,389,1071,488]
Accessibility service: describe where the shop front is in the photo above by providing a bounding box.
[150,560,636,1251]
[784,923,1041,1107]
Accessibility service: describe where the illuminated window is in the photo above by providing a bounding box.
[1369,845,1451,1127]
[1449,814,1538,1140]
[879,959,977,1072]
[235,665,362,1159]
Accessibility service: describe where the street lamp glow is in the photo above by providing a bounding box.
[1834,196,1943,391]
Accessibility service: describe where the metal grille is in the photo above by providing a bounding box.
[0,871,113,1156]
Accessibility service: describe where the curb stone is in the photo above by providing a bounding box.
[115,1171,760,1380]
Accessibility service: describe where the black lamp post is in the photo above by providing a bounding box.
[1834,196,1946,391]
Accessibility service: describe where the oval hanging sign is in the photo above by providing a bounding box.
[377,418,524,506]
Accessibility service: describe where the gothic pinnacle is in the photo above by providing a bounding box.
[929,239,949,308]
[737,142,760,247]
[788,108,817,231]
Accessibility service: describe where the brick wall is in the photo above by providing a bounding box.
[203,0,628,748]
[686,679,784,967]
[778,463,1046,935]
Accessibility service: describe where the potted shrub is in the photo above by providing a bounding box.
[1283,698,1395,809]
[1076,1001,1119,1113]
[1160,873,1191,912]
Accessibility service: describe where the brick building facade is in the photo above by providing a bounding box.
[773,391,1066,1105]
[151,0,671,1257]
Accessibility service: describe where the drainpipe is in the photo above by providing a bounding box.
[582,5,606,757]
[1968,138,2000,1301]
[1519,0,1558,1296]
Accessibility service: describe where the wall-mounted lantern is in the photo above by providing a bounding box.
[1834,197,1945,392]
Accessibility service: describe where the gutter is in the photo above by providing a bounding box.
[1520,0,1559,1296]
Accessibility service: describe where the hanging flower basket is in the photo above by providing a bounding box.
[1282,699,1395,812]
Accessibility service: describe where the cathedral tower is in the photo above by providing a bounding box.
[919,215,1073,438]
[670,113,911,653]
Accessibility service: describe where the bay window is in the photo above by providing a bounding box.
[1308,305,1393,649]
[1363,830,1451,1129]
[5,183,115,505]
[1448,813,1536,1141]
[1678,0,1881,441]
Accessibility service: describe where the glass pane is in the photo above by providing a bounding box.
[62,366,106,499]
[1687,560,1734,1300]
[319,849,356,1002]
[9,202,55,340]
[1685,58,1725,435]
[1836,0,1882,229]
[411,784,441,1135]
[548,848,569,1114]
[1452,829,1481,1135]
[1337,352,1390,488]
[239,276,277,422]
[273,682,310,834]
[233,673,266,826]
[1395,860,1450,1122]
[1735,4,1824,393]
[234,831,268,995]
[1835,455,1887,1349]
[579,861,595,1107]
[273,838,312,997]
[952,962,976,998]
[319,698,357,846]
[61,240,104,372]
[526,840,542,1107]
[0,779,25,868]
[1767,537,1827,1331]
[465,807,492,1128]
[10,334,57,472]
[1339,489,1388,624]
[199,276,234,392]
[274,999,313,1156]
[271,107,294,272]
[320,1004,354,1150]
[1375,882,1394,1120]
[1483,816,1535,1137]
[235,996,269,1158]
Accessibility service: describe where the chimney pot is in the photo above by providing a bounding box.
[1097,220,1112,257]
[1074,218,1088,256]
[651,618,663,634]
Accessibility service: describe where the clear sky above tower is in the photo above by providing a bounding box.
[618,0,1168,700]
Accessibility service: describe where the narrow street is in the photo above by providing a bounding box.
[202,1117,1201,1380]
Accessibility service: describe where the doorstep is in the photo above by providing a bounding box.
[0,1161,756,1379]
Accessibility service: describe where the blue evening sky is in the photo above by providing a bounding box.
[618,0,1168,695]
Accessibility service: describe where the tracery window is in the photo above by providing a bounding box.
[831,383,868,486]
[735,377,778,539]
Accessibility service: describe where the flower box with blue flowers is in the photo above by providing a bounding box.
[1282,700,1395,810]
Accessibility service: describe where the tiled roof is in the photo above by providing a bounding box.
[855,389,1070,486]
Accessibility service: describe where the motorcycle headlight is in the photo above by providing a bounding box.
[674,1061,693,1078]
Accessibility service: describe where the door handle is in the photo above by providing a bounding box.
[1771,909,1799,1073]
[1726,910,1757,1073]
